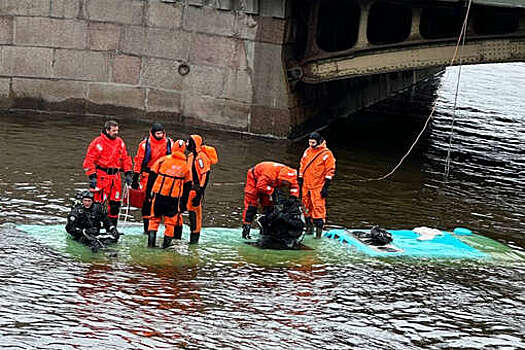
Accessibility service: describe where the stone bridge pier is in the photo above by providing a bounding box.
[0,0,523,138]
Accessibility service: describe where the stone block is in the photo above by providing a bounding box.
[182,94,224,125]
[251,42,288,109]
[183,6,235,37]
[112,55,141,85]
[0,0,50,16]
[146,1,182,29]
[250,105,290,137]
[0,16,13,44]
[146,88,181,113]
[87,83,145,114]
[0,46,54,78]
[0,77,9,97]
[88,22,120,51]
[223,101,249,129]
[222,69,252,104]
[0,77,11,108]
[14,17,87,49]
[54,49,109,81]
[12,77,86,101]
[183,65,225,97]
[51,0,80,18]
[189,33,236,68]
[141,58,184,91]
[121,26,189,59]
[255,17,285,45]
[11,77,87,112]
[85,0,144,25]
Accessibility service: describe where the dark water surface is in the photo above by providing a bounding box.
[1,63,524,349]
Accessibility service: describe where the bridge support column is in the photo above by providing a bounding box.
[354,1,371,49]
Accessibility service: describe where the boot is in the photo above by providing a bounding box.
[189,232,200,244]
[173,226,183,240]
[162,236,173,249]
[305,219,313,235]
[147,230,157,248]
[315,226,323,239]
[143,219,149,234]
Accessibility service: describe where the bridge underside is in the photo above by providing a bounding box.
[284,0,525,136]
[288,0,525,83]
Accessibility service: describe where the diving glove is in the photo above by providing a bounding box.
[88,174,97,189]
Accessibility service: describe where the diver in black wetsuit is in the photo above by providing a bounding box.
[65,190,119,252]
[256,196,305,250]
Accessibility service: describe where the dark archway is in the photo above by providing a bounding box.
[317,0,360,52]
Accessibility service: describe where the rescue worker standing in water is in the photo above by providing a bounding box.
[146,143,191,248]
[298,132,336,239]
[186,134,217,244]
[131,122,174,234]
[83,120,133,226]
[242,161,300,239]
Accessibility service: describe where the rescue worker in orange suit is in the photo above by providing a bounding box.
[131,122,174,234]
[186,135,215,244]
[298,132,336,239]
[146,144,191,248]
[83,120,133,226]
[242,161,300,239]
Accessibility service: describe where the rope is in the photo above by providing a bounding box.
[445,0,473,178]
[353,0,473,182]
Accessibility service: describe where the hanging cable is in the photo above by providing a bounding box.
[445,0,473,178]
[353,0,474,182]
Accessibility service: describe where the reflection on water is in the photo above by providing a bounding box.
[0,63,524,349]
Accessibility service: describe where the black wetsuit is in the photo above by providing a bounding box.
[257,198,305,250]
[65,203,119,250]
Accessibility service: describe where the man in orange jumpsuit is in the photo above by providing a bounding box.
[83,120,133,226]
[146,146,192,248]
[131,122,174,234]
[298,132,336,239]
[186,135,218,244]
[242,161,300,239]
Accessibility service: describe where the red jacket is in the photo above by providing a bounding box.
[83,133,132,176]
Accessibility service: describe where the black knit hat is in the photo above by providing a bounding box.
[151,122,165,133]
[308,132,324,145]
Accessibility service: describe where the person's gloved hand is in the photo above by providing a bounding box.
[192,188,203,207]
[88,174,97,189]
[180,198,187,213]
[271,188,282,203]
[124,171,133,187]
[320,179,331,198]
[242,224,251,239]
[84,226,98,238]
[109,226,119,239]
[297,176,304,198]
[131,172,140,190]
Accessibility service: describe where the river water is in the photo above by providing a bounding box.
[0,63,524,349]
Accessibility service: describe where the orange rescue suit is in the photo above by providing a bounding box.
[243,161,300,223]
[187,135,212,235]
[299,142,336,221]
[148,151,191,238]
